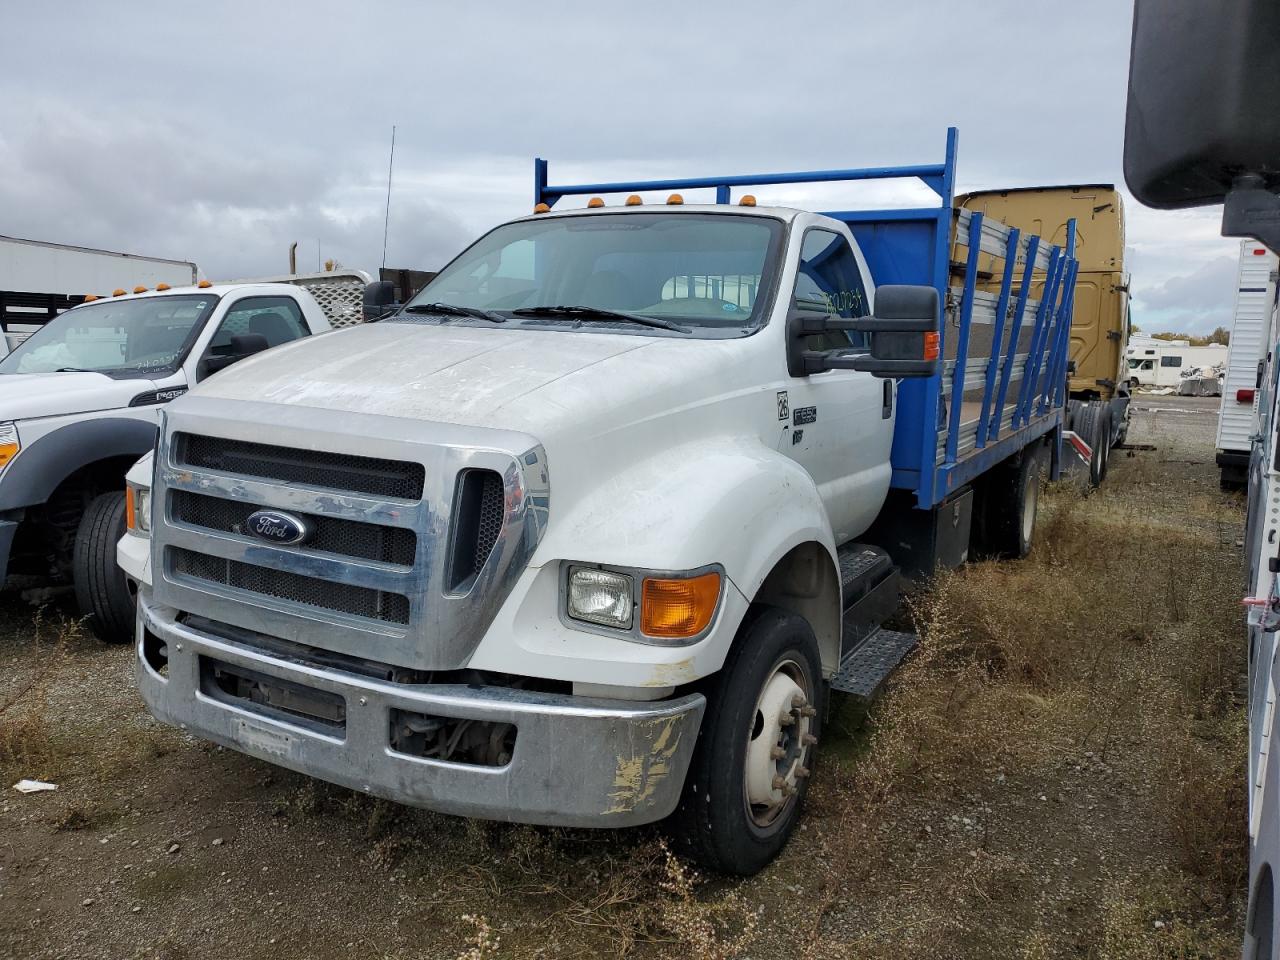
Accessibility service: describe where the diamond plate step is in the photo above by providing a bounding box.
[837,543,892,599]
[830,628,918,699]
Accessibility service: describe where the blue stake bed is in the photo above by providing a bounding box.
[535,128,1078,511]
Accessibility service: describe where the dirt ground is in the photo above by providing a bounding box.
[0,394,1250,960]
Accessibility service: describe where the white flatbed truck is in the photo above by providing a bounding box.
[118,131,1079,874]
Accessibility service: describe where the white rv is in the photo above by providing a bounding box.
[1126,342,1228,389]
[1217,241,1278,488]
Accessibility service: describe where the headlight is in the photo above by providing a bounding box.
[126,483,151,535]
[565,564,724,641]
[0,422,19,471]
[566,567,634,629]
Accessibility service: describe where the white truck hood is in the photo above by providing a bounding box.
[0,372,160,422]
[191,322,744,441]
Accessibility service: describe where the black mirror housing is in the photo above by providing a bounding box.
[230,333,270,358]
[787,284,940,379]
[363,280,398,321]
[1125,0,1280,210]
[200,333,271,377]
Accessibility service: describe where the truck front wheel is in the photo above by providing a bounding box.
[73,492,135,644]
[672,607,822,875]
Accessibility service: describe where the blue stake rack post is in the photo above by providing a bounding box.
[533,129,1078,512]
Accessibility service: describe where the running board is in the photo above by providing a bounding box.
[829,628,919,699]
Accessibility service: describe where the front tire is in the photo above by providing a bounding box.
[73,492,135,644]
[672,607,822,876]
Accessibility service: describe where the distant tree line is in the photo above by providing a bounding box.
[1130,322,1229,346]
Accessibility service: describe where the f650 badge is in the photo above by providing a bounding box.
[245,510,313,546]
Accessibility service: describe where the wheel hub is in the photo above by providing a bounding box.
[745,665,816,825]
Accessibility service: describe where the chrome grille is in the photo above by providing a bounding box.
[170,547,411,625]
[175,433,425,499]
[153,401,550,670]
[170,490,416,566]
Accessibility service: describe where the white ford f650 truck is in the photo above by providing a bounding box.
[0,275,364,642]
[119,131,1080,874]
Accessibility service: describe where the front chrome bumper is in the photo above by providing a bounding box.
[136,596,705,828]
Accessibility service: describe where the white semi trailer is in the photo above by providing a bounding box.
[0,235,199,355]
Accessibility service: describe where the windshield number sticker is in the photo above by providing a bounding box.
[777,391,789,421]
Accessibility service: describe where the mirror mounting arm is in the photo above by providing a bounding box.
[1223,173,1280,254]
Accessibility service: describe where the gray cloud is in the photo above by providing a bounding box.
[0,0,1245,328]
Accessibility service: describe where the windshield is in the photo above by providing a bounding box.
[0,294,217,378]
[401,212,784,337]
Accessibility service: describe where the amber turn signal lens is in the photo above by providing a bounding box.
[125,488,137,532]
[641,572,720,639]
[923,331,940,362]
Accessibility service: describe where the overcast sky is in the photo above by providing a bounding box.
[1,0,1243,335]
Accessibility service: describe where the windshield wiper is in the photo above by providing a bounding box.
[55,367,91,373]
[400,302,507,323]
[511,305,690,334]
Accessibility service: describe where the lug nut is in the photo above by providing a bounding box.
[802,733,818,747]
[791,694,808,709]
[795,765,811,779]
[800,706,817,718]
[781,783,796,797]
[779,714,796,727]
[770,745,786,760]
[772,775,787,791]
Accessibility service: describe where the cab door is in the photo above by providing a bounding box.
[780,226,894,543]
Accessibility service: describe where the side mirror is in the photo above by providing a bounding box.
[787,285,940,379]
[201,333,270,376]
[363,280,398,321]
[1125,0,1280,247]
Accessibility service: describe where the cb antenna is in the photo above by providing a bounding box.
[381,125,397,270]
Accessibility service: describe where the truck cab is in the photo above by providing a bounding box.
[0,281,332,642]
[120,132,1077,874]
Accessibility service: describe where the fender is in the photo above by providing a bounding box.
[528,436,842,677]
[0,417,158,513]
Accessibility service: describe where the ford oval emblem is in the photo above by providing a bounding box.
[245,510,312,546]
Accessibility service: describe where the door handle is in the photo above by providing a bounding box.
[882,380,893,419]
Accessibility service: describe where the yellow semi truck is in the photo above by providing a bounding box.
[956,185,1130,485]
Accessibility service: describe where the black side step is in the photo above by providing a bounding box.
[830,628,919,699]
[832,541,916,699]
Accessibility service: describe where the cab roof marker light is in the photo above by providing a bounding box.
[666,194,684,205]
[155,283,170,291]
[197,280,212,288]
[739,195,757,207]
[625,195,643,206]
[534,202,551,214]
[587,197,604,208]
[83,294,99,302]
[133,285,148,294]
[112,288,126,297]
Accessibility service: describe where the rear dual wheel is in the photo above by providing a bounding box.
[1072,401,1112,487]
[972,446,1044,560]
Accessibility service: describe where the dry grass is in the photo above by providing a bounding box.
[0,609,77,776]
[791,478,1248,957]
